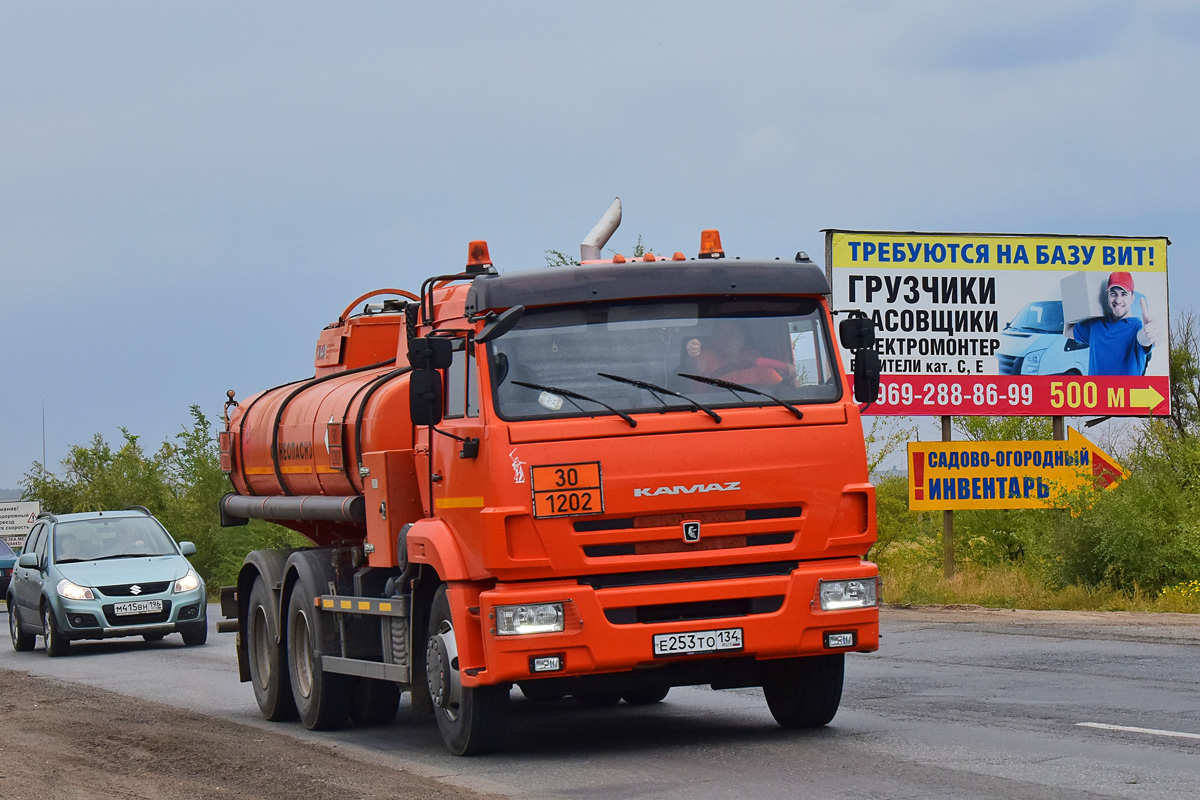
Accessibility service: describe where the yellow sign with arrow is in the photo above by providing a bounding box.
[908,427,1128,511]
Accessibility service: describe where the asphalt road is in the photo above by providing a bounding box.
[2,605,1198,799]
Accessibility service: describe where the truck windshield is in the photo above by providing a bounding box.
[487,297,840,421]
[1007,301,1064,334]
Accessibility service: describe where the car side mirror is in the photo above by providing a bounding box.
[852,349,881,404]
[18,553,38,569]
[179,541,196,556]
[409,369,444,426]
[839,317,876,350]
[476,305,525,344]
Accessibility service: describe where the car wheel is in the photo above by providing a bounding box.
[426,585,509,755]
[621,686,670,705]
[9,603,35,651]
[287,585,351,730]
[247,577,296,722]
[42,604,70,657]
[143,633,166,642]
[181,623,208,647]
[762,654,844,728]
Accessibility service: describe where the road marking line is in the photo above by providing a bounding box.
[1077,722,1200,741]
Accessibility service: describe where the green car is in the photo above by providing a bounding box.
[6,508,207,656]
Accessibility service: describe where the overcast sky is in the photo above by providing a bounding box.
[2,1,1197,488]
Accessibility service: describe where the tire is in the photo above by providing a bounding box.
[622,686,670,705]
[287,586,351,730]
[350,678,401,727]
[42,604,70,657]
[247,578,297,722]
[762,654,844,728]
[574,691,622,708]
[143,633,165,642]
[9,603,35,652]
[426,585,509,755]
[181,623,208,647]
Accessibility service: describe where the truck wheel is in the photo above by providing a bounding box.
[247,578,297,721]
[762,654,844,728]
[287,587,351,730]
[426,585,509,755]
[350,678,400,727]
[9,603,35,651]
[42,604,70,657]
[622,686,670,705]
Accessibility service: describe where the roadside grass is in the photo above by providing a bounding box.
[879,559,1200,614]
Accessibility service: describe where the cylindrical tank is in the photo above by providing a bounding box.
[223,296,417,504]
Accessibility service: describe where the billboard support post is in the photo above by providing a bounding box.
[942,415,954,579]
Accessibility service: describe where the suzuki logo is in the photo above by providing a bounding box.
[682,521,701,543]
[130,585,142,595]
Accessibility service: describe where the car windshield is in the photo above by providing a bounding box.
[53,517,178,563]
[0,540,14,558]
[487,297,841,422]
[1008,301,1064,334]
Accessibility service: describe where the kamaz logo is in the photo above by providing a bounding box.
[634,482,741,497]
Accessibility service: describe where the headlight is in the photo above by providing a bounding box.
[56,578,94,601]
[174,569,201,593]
[495,603,564,635]
[818,578,878,611]
[1020,349,1045,374]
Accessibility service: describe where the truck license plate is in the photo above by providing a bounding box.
[114,599,163,616]
[653,627,743,657]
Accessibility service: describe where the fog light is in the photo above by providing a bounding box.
[825,631,856,648]
[818,578,878,611]
[495,602,565,635]
[530,655,563,673]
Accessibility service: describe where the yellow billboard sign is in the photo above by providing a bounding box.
[907,427,1127,511]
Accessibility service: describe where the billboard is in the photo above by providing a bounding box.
[826,231,1170,416]
[907,428,1126,511]
[0,500,40,550]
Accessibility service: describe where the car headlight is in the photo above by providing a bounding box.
[174,569,201,593]
[495,603,564,635]
[56,578,94,601]
[818,578,878,611]
[1020,348,1046,374]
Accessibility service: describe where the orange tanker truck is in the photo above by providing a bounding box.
[217,201,883,755]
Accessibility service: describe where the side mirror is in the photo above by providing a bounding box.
[409,369,445,426]
[476,305,525,344]
[407,336,453,370]
[853,349,881,404]
[839,317,876,350]
[179,541,196,556]
[18,553,38,569]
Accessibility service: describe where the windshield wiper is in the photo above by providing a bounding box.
[677,373,804,420]
[90,552,163,561]
[511,381,637,428]
[597,373,721,423]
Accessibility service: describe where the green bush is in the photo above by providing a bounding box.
[21,406,306,593]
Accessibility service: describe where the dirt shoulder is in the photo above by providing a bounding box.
[883,603,1200,644]
[0,669,498,800]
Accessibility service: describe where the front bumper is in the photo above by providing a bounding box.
[474,558,878,686]
[53,587,208,641]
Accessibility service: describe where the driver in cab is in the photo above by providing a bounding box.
[683,319,796,386]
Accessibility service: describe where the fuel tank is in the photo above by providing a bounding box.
[223,294,418,503]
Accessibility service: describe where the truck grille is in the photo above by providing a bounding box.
[604,595,785,625]
[578,560,798,590]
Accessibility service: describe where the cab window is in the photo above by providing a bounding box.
[444,340,480,419]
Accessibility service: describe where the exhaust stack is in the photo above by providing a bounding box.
[580,197,622,262]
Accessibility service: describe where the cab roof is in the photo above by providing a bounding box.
[464,260,829,314]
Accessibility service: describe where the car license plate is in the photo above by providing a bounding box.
[114,599,163,616]
[653,627,743,657]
